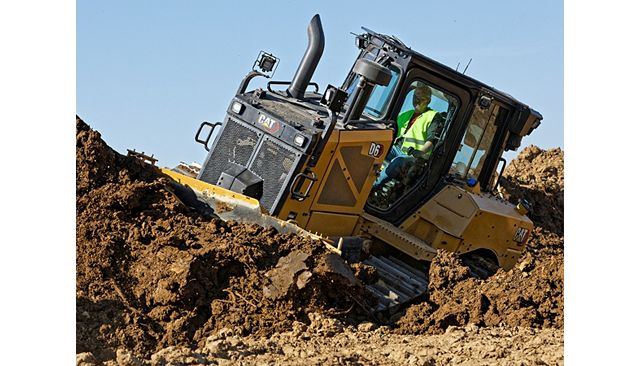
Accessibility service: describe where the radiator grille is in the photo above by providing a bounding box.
[250,138,298,212]
[198,118,261,185]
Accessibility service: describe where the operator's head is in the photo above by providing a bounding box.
[413,86,432,112]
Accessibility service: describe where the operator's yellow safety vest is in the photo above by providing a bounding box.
[397,109,438,154]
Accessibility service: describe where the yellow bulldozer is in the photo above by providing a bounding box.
[160,14,541,312]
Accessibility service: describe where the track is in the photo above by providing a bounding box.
[362,255,428,312]
[461,252,500,279]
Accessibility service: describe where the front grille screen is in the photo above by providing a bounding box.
[250,138,298,212]
[199,118,260,185]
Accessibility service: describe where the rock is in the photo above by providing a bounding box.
[150,346,208,365]
[291,321,307,334]
[445,326,463,334]
[296,270,313,289]
[212,327,236,341]
[464,323,480,334]
[357,322,378,332]
[227,336,244,347]
[204,339,227,355]
[308,312,343,335]
[281,344,296,356]
[116,349,143,366]
[76,352,97,366]
[517,254,535,272]
[263,251,310,299]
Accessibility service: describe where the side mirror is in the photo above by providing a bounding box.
[353,58,392,86]
[344,59,393,122]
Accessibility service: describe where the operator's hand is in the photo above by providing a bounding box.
[410,148,426,159]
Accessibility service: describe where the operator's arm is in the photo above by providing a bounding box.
[409,136,434,157]
[419,141,434,153]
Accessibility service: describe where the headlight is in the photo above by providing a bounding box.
[323,88,334,102]
[294,134,306,147]
[231,101,244,114]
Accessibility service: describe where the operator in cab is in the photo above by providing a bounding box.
[373,84,444,190]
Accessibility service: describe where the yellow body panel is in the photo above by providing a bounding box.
[277,128,394,236]
[306,212,361,237]
[397,185,533,269]
[275,132,340,228]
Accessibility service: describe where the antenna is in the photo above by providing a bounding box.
[462,58,472,74]
[455,62,460,71]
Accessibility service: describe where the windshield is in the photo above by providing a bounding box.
[344,63,401,119]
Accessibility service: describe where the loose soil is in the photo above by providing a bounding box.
[76,116,564,365]
[396,145,564,334]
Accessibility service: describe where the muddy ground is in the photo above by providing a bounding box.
[76,117,564,365]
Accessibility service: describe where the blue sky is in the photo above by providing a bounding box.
[77,0,563,167]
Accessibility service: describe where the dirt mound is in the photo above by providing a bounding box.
[396,248,563,333]
[77,116,564,363]
[500,145,564,235]
[395,145,564,334]
[76,117,368,361]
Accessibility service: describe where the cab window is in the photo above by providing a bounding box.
[363,66,400,118]
[344,64,401,119]
[450,101,503,180]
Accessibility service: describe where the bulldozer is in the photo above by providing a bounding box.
[160,14,542,312]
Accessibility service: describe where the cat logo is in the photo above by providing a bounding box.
[513,227,530,243]
[258,114,281,134]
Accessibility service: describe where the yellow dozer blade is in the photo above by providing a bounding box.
[161,168,328,242]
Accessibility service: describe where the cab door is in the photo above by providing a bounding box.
[364,67,472,226]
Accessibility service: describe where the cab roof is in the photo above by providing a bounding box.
[361,27,540,115]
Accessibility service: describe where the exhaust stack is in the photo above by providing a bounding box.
[287,14,325,100]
